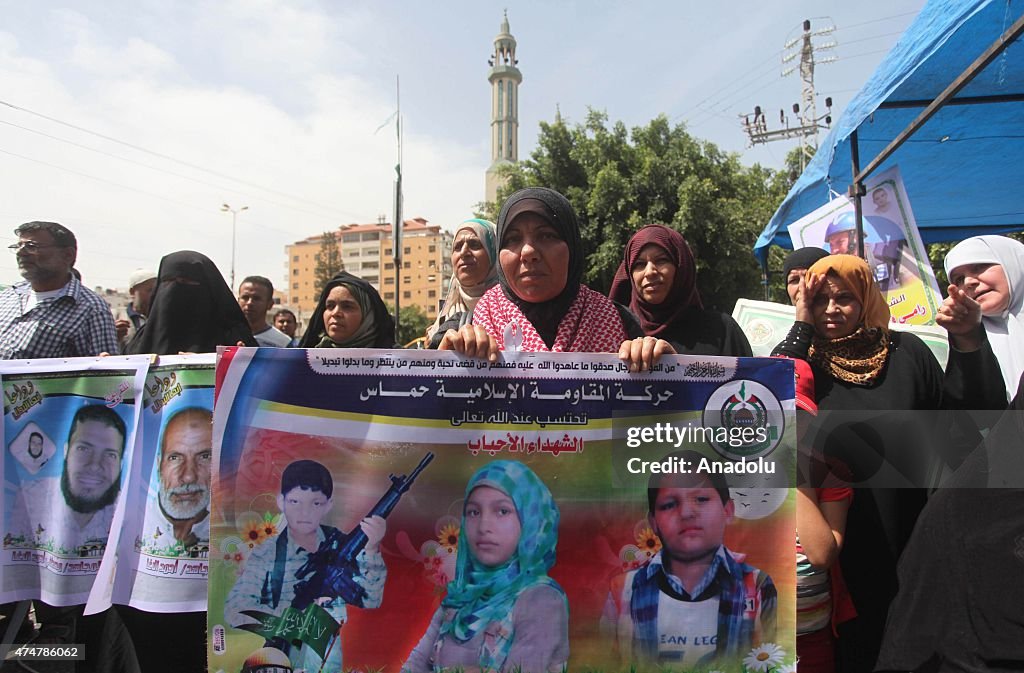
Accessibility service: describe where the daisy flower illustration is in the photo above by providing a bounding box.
[743,643,786,672]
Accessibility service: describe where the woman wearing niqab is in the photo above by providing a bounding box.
[125,250,256,354]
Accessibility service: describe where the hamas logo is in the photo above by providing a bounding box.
[702,379,784,461]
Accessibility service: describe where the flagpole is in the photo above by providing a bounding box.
[393,75,403,346]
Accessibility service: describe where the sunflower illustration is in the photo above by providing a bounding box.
[634,526,661,555]
[261,513,279,539]
[437,522,460,552]
[238,513,267,547]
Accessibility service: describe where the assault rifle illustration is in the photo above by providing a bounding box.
[291,451,435,610]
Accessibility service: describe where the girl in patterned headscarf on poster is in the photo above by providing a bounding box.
[402,461,568,673]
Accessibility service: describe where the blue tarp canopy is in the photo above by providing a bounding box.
[754,0,1024,265]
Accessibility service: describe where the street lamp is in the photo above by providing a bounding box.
[220,203,248,289]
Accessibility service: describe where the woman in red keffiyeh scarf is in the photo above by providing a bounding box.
[438,187,674,370]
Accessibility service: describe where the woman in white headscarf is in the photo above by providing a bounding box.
[426,219,498,349]
[941,235,1024,401]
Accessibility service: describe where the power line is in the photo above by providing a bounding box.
[0,145,303,240]
[0,98,366,221]
[837,10,918,31]
[675,14,917,127]
[0,118,354,224]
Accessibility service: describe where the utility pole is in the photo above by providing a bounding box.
[221,203,248,290]
[740,19,837,170]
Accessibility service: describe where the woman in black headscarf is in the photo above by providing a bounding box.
[299,271,396,348]
[439,187,670,369]
[783,247,830,305]
[125,250,256,354]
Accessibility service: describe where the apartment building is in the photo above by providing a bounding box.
[284,218,452,323]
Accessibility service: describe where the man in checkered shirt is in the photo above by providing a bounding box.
[0,221,119,360]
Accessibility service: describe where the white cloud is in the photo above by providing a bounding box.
[0,4,483,291]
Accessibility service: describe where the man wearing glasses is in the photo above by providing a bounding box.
[0,221,119,359]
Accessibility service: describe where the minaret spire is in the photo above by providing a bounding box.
[485,11,522,205]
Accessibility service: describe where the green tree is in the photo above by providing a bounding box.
[477,110,791,311]
[313,231,343,298]
[386,303,430,346]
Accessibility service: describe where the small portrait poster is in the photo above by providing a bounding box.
[1,356,149,605]
[787,165,943,326]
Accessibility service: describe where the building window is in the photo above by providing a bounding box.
[384,277,394,284]
[404,276,412,284]
[428,290,436,298]
[428,260,436,268]
[364,275,379,284]
[362,232,380,241]
[403,291,411,299]
[428,245,436,253]
[348,250,359,257]
[384,292,394,300]
[342,233,359,243]
[404,246,411,254]
[292,269,299,275]
[385,263,394,270]
[403,262,411,269]
[384,248,392,256]
[292,282,299,290]
[363,261,379,269]
[292,255,299,262]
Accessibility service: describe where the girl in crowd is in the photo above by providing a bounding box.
[426,219,498,349]
[940,235,1024,401]
[126,250,257,354]
[608,223,752,356]
[402,460,568,673]
[440,187,672,370]
[772,254,943,673]
[299,271,396,348]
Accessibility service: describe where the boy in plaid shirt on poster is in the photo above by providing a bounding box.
[602,451,776,668]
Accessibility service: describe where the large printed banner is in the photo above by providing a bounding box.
[786,165,943,326]
[1,356,150,605]
[210,348,798,673]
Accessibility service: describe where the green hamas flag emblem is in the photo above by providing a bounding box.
[238,603,339,658]
[701,379,784,460]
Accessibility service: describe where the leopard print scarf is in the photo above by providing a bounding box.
[809,326,889,385]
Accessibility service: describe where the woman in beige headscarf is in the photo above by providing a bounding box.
[426,219,498,348]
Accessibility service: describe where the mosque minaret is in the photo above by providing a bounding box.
[485,11,521,205]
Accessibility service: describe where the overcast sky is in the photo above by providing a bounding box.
[0,0,924,291]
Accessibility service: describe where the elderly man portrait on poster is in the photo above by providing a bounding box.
[140,407,213,554]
